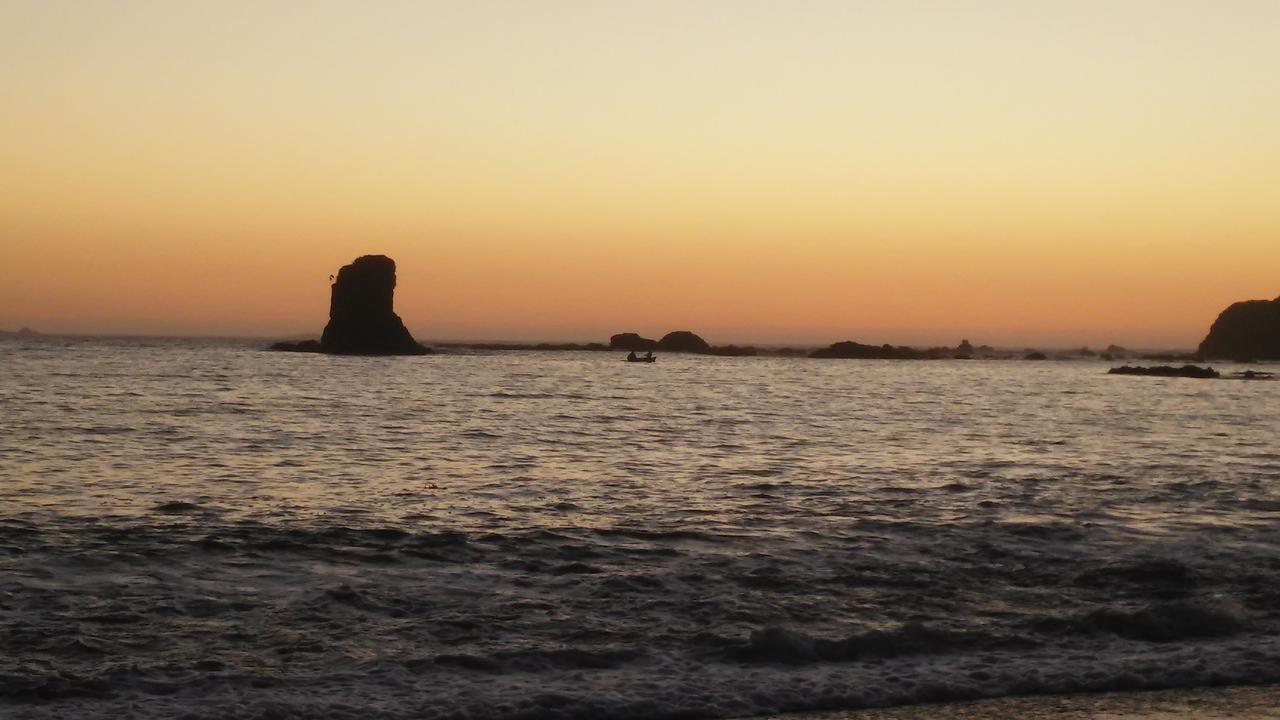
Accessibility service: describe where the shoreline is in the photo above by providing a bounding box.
[763,684,1280,720]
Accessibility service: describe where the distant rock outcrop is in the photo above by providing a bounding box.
[609,333,658,351]
[270,339,322,353]
[810,341,924,360]
[1198,296,1280,360]
[271,255,430,355]
[706,345,758,357]
[657,331,710,353]
[1109,365,1220,379]
[1232,370,1275,380]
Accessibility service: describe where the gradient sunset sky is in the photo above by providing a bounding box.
[2,1,1277,347]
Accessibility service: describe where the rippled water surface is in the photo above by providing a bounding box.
[2,337,1279,719]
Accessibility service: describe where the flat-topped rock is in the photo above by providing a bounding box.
[610,333,657,351]
[270,255,430,355]
[321,255,428,355]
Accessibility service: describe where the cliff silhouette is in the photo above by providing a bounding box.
[1198,296,1280,360]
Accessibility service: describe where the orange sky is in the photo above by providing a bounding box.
[2,2,1277,347]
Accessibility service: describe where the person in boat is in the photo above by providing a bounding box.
[645,351,653,360]
[627,351,638,361]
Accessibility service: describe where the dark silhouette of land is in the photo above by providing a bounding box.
[809,339,996,360]
[1199,295,1280,360]
[1108,365,1275,380]
[272,255,430,355]
[610,333,657,351]
[656,330,710,353]
[810,341,929,359]
[1108,364,1220,379]
[435,341,609,352]
[259,264,1275,364]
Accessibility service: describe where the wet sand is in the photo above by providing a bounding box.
[767,685,1280,719]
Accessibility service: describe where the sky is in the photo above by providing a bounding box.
[2,1,1278,347]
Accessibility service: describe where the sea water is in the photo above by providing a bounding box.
[2,336,1279,719]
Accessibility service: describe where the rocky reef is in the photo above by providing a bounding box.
[271,255,430,355]
[608,330,759,355]
[436,341,608,352]
[1108,365,1220,379]
[1198,296,1280,360]
[810,341,926,360]
[705,344,758,357]
[269,339,322,353]
[809,339,998,360]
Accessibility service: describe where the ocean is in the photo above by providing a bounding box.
[2,336,1279,719]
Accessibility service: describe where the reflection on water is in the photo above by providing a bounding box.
[2,337,1279,719]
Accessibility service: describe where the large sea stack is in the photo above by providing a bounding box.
[307,255,428,355]
[1198,296,1280,361]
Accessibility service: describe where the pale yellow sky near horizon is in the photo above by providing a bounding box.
[2,1,1278,347]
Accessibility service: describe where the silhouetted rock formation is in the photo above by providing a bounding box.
[1108,365,1220,379]
[1137,351,1198,362]
[437,342,608,352]
[270,255,430,355]
[610,333,657,351]
[270,339,322,353]
[810,341,925,360]
[1198,296,1280,360]
[1023,351,1048,361]
[1232,370,1275,380]
[707,345,758,357]
[657,331,710,353]
[320,256,428,355]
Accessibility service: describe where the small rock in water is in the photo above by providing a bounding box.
[1232,369,1276,380]
[152,501,202,513]
[269,339,321,353]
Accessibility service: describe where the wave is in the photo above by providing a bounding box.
[6,635,1280,719]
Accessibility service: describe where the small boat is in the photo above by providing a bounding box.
[626,354,656,363]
